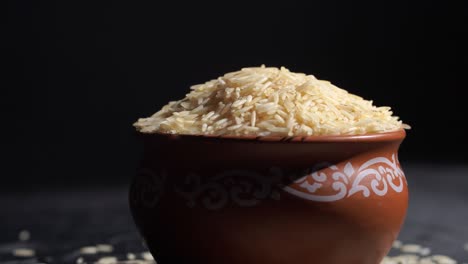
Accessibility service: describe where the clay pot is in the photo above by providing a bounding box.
[130,129,408,264]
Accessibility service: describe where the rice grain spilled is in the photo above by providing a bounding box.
[12,248,35,257]
[18,230,30,241]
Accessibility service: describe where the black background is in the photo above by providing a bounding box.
[4,1,468,190]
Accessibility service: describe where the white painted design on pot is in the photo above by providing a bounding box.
[283,153,405,202]
[149,153,406,210]
[175,169,282,210]
[130,169,166,208]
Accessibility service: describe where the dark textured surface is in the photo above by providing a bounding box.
[0,188,153,264]
[0,165,467,263]
[395,165,468,262]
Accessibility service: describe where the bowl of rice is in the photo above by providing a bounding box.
[130,66,410,264]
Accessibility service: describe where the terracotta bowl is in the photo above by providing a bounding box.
[129,129,408,264]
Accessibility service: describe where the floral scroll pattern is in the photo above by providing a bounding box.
[134,153,406,210]
[175,169,282,210]
[130,169,166,208]
[283,153,406,202]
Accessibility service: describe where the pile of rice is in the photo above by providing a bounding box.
[134,66,409,136]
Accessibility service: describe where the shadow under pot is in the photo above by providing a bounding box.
[129,129,408,264]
